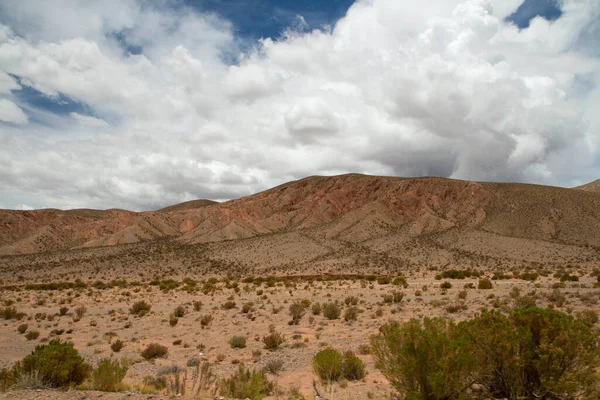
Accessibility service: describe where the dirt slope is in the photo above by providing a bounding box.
[1,174,600,273]
[575,179,600,193]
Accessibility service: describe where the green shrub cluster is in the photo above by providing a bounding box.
[92,358,128,392]
[322,302,341,320]
[312,348,366,383]
[12,340,90,388]
[130,300,151,316]
[141,343,168,360]
[435,269,481,280]
[371,307,600,400]
[218,365,273,400]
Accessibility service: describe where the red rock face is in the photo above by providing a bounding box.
[1,174,600,256]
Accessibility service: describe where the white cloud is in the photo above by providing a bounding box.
[0,98,27,123]
[0,0,599,210]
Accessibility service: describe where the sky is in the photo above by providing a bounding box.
[0,0,599,211]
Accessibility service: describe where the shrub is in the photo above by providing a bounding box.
[312,348,343,383]
[25,331,39,341]
[392,276,409,288]
[12,339,90,388]
[377,276,391,285]
[193,300,203,311]
[440,281,452,289]
[371,318,474,400]
[478,279,493,289]
[0,306,25,320]
[311,303,322,315]
[262,326,285,351]
[74,306,87,318]
[229,336,247,349]
[322,302,341,320]
[221,301,236,310]
[0,368,14,392]
[173,305,185,318]
[17,324,28,334]
[169,314,178,327]
[288,301,306,325]
[141,343,168,360]
[92,358,128,392]
[344,306,359,322]
[371,308,600,400]
[264,359,284,375]
[577,309,599,327]
[218,365,273,400]
[342,351,366,381]
[242,302,254,314]
[111,340,124,353]
[130,301,151,316]
[59,307,69,316]
[200,314,214,328]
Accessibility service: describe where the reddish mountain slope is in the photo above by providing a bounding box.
[2,175,600,269]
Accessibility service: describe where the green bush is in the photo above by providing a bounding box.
[0,368,14,392]
[229,336,247,349]
[371,318,472,400]
[12,339,90,388]
[141,343,168,360]
[92,358,128,392]
[130,301,151,316]
[322,302,341,320]
[478,278,493,289]
[218,365,273,400]
[288,301,306,325]
[371,308,600,400]
[342,351,366,381]
[17,324,28,334]
[173,305,185,318]
[311,303,322,315]
[344,306,359,322]
[262,326,285,350]
[312,348,343,383]
[440,281,452,289]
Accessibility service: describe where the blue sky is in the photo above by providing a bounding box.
[0,0,598,210]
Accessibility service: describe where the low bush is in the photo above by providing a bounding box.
[141,343,168,360]
[130,301,151,316]
[218,365,273,400]
[24,330,39,341]
[0,368,14,392]
[200,314,214,328]
[173,305,185,318]
[92,358,128,392]
[312,348,343,383]
[478,279,493,289]
[370,307,600,400]
[342,351,366,381]
[288,301,306,325]
[322,302,341,320]
[262,326,285,351]
[17,324,28,334]
[344,306,359,322]
[12,339,90,388]
[229,336,247,349]
[264,359,284,375]
[111,340,124,353]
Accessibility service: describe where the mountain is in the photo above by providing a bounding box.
[2,174,600,277]
[157,199,218,213]
[575,179,600,194]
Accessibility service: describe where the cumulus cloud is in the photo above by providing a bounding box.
[0,98,27,124]
[0,0,599,210]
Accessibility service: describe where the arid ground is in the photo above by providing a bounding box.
[1,175,600,399]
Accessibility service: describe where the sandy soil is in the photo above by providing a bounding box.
[1,269,599,400]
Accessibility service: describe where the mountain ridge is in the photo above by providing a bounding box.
[2,175,600,274]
